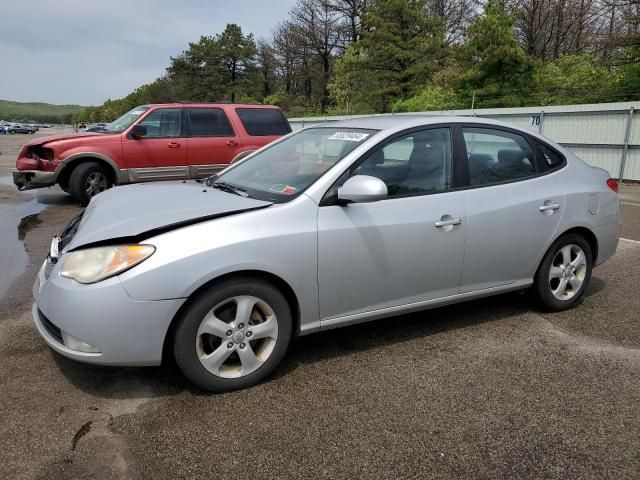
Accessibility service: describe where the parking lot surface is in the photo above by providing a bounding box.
[1,131,639,479]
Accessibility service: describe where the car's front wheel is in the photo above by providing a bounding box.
[533,233,593,311]
[68,161,113,205]
[173,277,293,392]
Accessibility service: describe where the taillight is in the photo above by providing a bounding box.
[606,178,618,193]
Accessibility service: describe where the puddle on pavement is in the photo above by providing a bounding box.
[0,197,48,301]
[0,175,14,186]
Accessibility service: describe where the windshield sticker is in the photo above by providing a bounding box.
[328,132,370,142]
[269,184,297,195]
[130,110,145,116]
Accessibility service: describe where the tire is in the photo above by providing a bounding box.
[532,233,593,311]
[68,161,113,206]
[173,277,293,392]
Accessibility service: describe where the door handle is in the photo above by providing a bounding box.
[539,203,560,212]
[226,140,238,147]
[168,142,181,148]
[434,217,462,228]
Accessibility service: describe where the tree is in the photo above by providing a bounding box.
[459,0,538,106]
[290,0,345,112]
[216,24,258,102]
[166,24,257,102]
[256,40,277,98]
[167,38,223,101]
[328,0,371,42]
[538,53,620,103]
[428,0,477,45]
[332,0,445,112]
[78,0,640,119]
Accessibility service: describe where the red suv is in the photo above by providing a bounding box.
[13,103,291,204]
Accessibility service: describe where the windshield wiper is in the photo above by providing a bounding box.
[204,175,219,187]
[210,181,250,197]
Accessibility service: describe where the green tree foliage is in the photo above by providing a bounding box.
[79,0,640,121]
[332,0,444,112]
[617,44,640,100]
[537,54,621,105]
[391,86,466,112]
[457,0,538,107]
[616,2,640,97]
[168,24,258,102]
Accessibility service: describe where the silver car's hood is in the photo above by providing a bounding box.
[65,182,272,250]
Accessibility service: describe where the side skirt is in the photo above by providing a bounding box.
[300,280,533,335]
[127,164,229,183]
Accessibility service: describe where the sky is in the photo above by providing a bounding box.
[0,0,296,106]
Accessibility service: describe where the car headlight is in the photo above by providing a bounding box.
[60,244,155,284]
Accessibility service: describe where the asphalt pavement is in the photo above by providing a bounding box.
[0,165,639,479]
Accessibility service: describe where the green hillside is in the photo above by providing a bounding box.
[0,100,86,123]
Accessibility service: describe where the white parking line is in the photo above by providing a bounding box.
[620,237,640,245]
[621,202,640,207]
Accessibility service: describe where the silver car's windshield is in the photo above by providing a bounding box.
[105,106,149,133]
[213,127,377,202]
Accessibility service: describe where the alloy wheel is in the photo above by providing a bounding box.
[548,244,588,301]
[85,171,108,196]
[196,295,278,378]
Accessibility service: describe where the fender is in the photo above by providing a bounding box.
[60,151,128,184]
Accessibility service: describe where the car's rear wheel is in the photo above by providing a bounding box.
[533,233,593,311]
[173,277,292,392]
[68,161,112,205]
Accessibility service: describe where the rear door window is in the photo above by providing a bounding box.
[187,108,234,137]
[236,108,292,136]
[462,128,536,186]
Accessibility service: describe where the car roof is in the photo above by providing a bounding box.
[319,114,521,132]
[144,103,281,109]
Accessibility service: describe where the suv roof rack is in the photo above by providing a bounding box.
[173,100,265,105]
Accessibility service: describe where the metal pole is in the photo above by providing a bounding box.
[471,91,475,111]
[619,107,634,181]
[538,110,544,134]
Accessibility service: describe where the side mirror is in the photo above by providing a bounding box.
[129,124,147,139]
[338,175,388,204]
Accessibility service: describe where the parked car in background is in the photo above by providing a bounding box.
[9,123,37,134]
[31,116,620,392]
[83,124,109,133]
[13,103,291,204]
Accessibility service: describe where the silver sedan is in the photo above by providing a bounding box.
[33,116,620,392]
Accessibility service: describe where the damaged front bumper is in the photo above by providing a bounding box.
[12,170,57,190]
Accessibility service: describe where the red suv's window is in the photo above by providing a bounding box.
[186,108,234,137]
[138,108,182,138]
[236,108,291,136]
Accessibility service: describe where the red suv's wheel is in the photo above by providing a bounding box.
[68,162,113,205]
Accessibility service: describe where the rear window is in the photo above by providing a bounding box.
[187,108,234,137]
[236,108,292,136]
